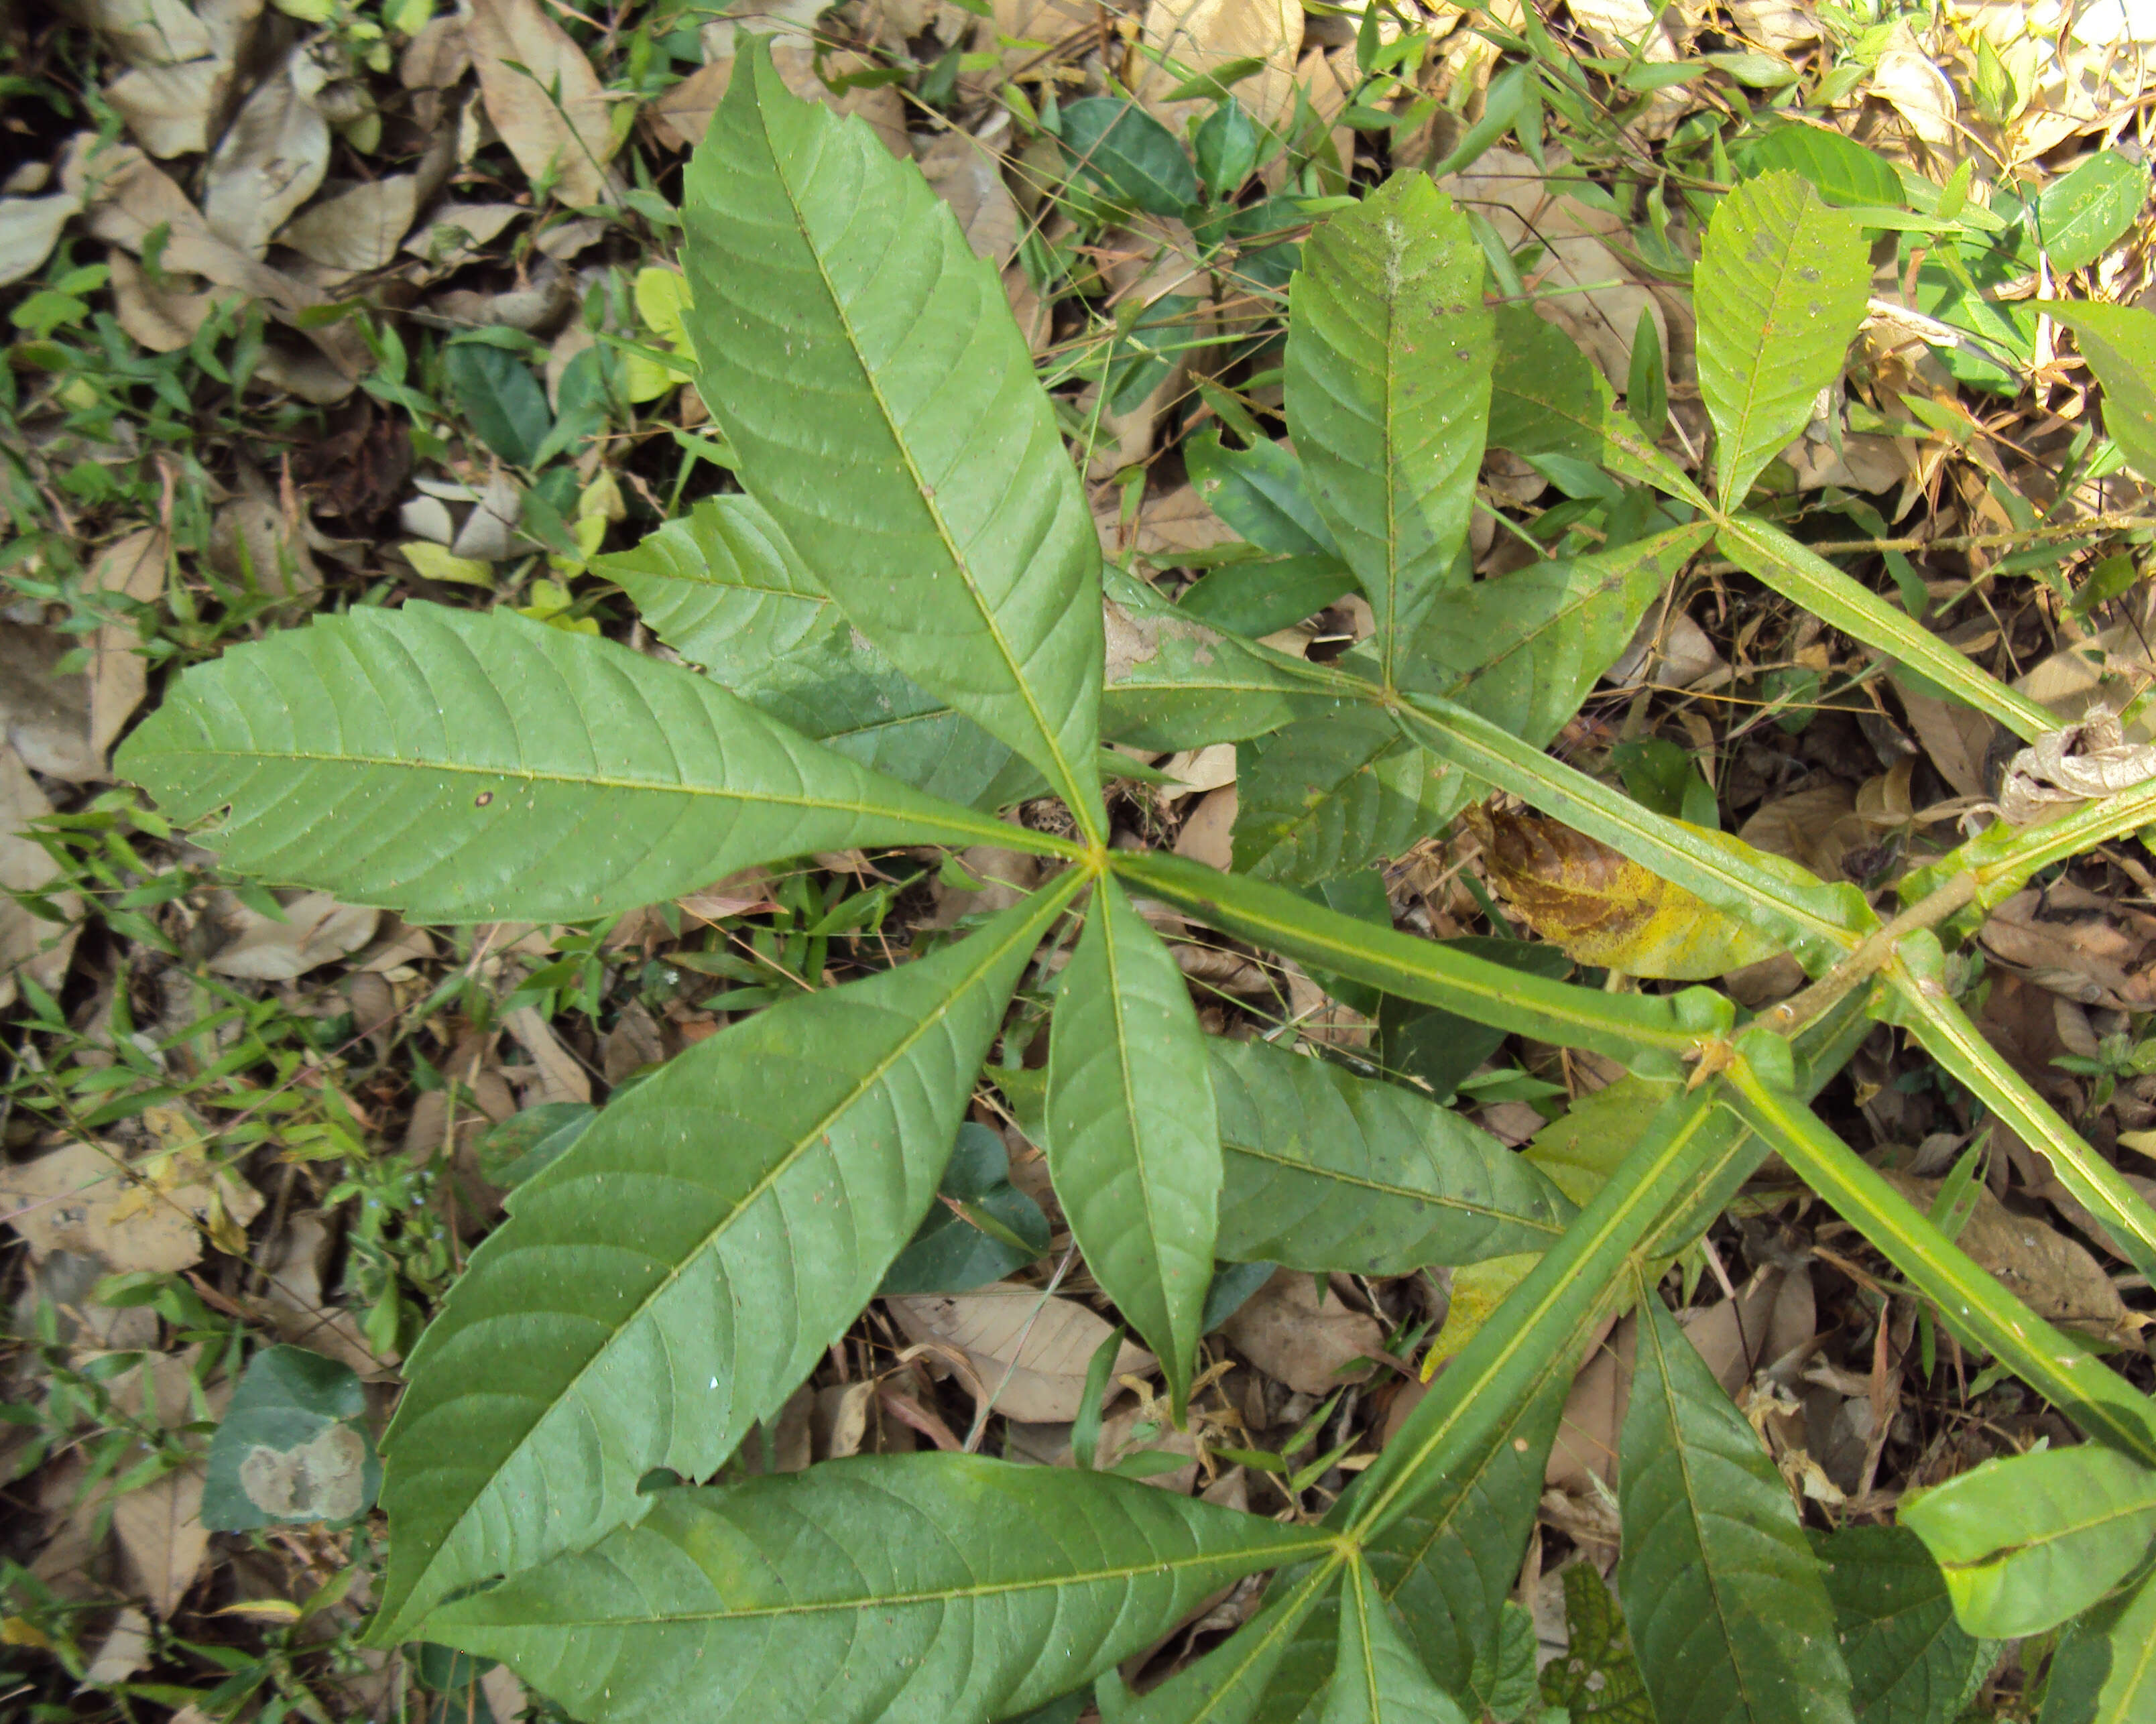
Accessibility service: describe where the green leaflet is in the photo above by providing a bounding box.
[1046,872,1221,1410]
[1619,1287,1855,1724]
[369,880,1081,1641]
[1322,1560,1470,1724]
[2039,300,2156,482]
[1111,848,1730,1074]
[1100,566,1326,751]
[115,603,1065,925]
[1209,1034,1574,1274]
[420,1453,1335,1724]
[1122,1562,1345,1724]
[1233,524,1711,886]
[1732,127,1900,209]
[1488,304,1608,461]
[1695,171,1870,508]
[2041,1562,2156,1724]
[2032,154,2150,274]
[1233,702,1453,883]
[682,41,1106,833]
[1185,428,1341,558]
[601,494,1016,806]
[1811,1525,1994,1724]
[1286,173,1492,682]
[1716,515,2053,742]
[1897,1444,2156,1640]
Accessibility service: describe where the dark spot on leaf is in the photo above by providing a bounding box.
[475,791,493,806]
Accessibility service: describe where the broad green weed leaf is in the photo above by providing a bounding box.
[1100,566,1325,750]
[2039,301,2156,482]
[203,1345,378,1532]
[1110,849,1730,1073]
[116,604,1058,924]
[683,43,1106,831]
[879,1122,1051,1295]
[1209,1034,1573,1274]
[1617,1290,1856,1724]
[445,338,551,468]
[1177,556,1359,637]
[370,881,1080,1640]
[420,1453,1334,1724]
[2035,155,2151,273]
[1185,430,1341,558]
[1286,174,1492,680]
[1123,1563,1343,1724]
[1323,1560,1470,1724]
[1811,1525,1994,1724]
[1541,1562,1653,1724]
[1059,96,1200,215]
[1046,873,1220,1410]
[1898,1444,2156,1638]
[2041,1563,2156,1724]
[1733,127,1900,208]
[1718,515,2053,741]
[1488,305,1606,461]
[601,495,1016,806]
[1696,171,1868,508]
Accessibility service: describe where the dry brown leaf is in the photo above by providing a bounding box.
[113,1465,208,1619]
[1978,883,2156,1011]
[400,16,471,88]
[0,193,82,287]
[278,175,418,271]
[1174,784,1238,871]
[208,465,321,598]
[648,54,733,150]
[467,0,622,206]
[1219,1268,1384,1396]
[772,41,909,159]
[107,60,231,158]
[0,1139,265,1275]
[0,621,97,782]
[886,1284,1156,1421]
[503,1004,594,1105]
[603,999,666,1084]
[1883,1172,2140,1345]
[207,889,377,980]
[1607,605,1726,690]
[88,526,166,761]
[202,47,332,256]
[404,200,526,268]
[1136,0,1303,131]
[1444,146,1666,388]
[0,745,82,1011]
[108,249,216,350]
[1678,1265,1815,1395]
[1870,44,1958,147]
[82,1607,153,1688]
[916,131,1019,266]
[1160,743,1237,800]
[65,0,213,67]
[1738,782,1863,883]
[1547,1314,1632,1493]
[1899,686,2001,802]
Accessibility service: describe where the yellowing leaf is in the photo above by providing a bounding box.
[1422,1251,1537,1377]
[626,265,697,402]
[1469,806,1785,980]
[403,542,495,587]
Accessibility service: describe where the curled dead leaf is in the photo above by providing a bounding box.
[886,1283,1155,1422]
[1219,1268,1383,1396]
[467,0,623,206]
[1468,805,1784,979]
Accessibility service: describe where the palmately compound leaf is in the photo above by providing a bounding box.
[1323,1560,1470,1724]
[1209,1034,1574,1274]
[1811,1524,1994,1724]
[369,881,1080,1642]
[1046,872,1219,1410]
[420,1453,1334,1724]
[682,40,1106,833]
[1618,1290,1856,1724]
[1286,172,1492,683]
[115,603,1049,924]
[1897,1443,2156,1640]
[2038,300,2156,482]
[601,494,1015,806]
[1695,170,1869,508]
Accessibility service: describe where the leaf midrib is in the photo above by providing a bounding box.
[398,880,1077,1619]
[758,90,1098,836]
[1221,1138,1567,1235]
[464,1532,1339,1629]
